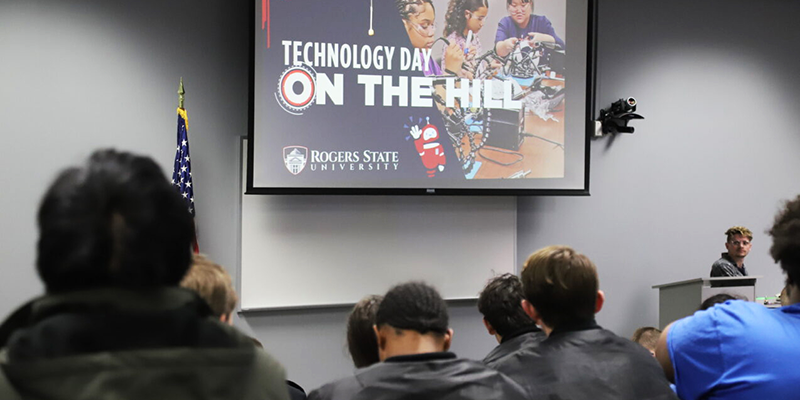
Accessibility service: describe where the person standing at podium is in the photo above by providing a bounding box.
[710,226,752,277]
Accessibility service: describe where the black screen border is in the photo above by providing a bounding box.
[247,0,596,196]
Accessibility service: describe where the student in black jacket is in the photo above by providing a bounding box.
[477,273,545,367]
[494,246,678,400]
[309,281,527,400]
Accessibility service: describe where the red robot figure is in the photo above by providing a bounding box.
[410,118,446,177]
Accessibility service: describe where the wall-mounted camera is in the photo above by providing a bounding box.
[596,97,644,137]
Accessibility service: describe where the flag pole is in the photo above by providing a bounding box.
[173,77,198,253]
[178,77,185,109]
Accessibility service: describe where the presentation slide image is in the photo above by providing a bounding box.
[251,0,586,192]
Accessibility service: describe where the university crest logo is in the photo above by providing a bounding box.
[283,146,308,175]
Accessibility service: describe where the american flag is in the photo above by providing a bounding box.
[172,108,196,217]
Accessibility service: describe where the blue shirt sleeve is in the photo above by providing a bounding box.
[496,15,565,49]
[667,307,726,400]
[531,15,565,49]
[495,17,513,43]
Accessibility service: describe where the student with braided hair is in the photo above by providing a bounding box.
[441,0,488,75]
[395,0,464,76]
[308,282,527,400]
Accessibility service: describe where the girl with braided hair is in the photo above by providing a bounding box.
[441,0,488,75]
[395,0,464,76]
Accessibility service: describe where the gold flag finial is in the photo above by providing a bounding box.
[178,78,185,109]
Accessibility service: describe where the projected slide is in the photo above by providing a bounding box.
[250,0,593,194]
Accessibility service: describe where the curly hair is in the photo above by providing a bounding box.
[376,281,448,335]
[396,0,434,21]
[477,273,536,337]
[769,195,800,286]
[443,0,488,37]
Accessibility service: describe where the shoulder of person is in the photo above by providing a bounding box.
[450,358,529,399]
[671,300,764,347]
[711,256,732,266]
[492,340,546,373]
[308,375,362,400]
[712,300,768,322]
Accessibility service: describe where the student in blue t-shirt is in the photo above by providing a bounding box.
[655,194,800,400]
[494,0,564,57]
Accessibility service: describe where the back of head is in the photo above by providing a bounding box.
[180,254,238,318]
[347,295,383,368]
[631,327,661,352]
[521,245,598,328]
[699,293,742,311]
[376,281,449,335]
[769,195,800,287]
[36,149,195,293]
[478,273,536,337]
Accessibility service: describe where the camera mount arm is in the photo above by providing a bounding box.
[597,97,644,136]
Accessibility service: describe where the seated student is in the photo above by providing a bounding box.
[495,0,565,57]
[347,295,383,368]
[0,149,289,400]
[180,254,238,324]
[181,253,307,400]
[656,195,800,400]
[494,246,677,400]
[477,273,545,367]
[309,282,527,400]
[441,0,489,76]
[631,327,661,357]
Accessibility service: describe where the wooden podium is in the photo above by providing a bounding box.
[651,276,760,328]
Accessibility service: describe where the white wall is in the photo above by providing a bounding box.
[0,1,250,323]
[2,0,800,393]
